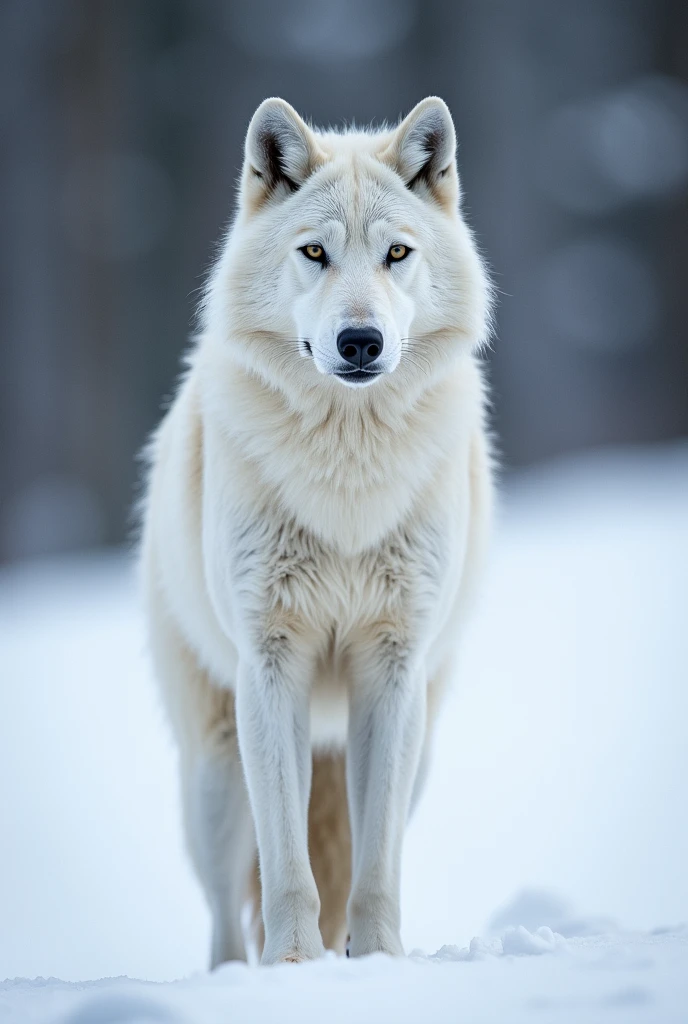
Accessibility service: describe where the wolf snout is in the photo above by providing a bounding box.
[336,328,384,368]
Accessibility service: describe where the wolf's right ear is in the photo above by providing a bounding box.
[241,99,324,212]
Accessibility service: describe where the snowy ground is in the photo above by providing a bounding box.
[1,443,687,1022]
[2,931,687,1024]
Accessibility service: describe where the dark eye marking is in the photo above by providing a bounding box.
[299,243,328,267]
[386,244,412,266]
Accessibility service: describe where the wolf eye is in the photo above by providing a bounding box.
[300,244,327,265]
[387,244,410,264]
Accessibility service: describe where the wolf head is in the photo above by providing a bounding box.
[205,97,490,396]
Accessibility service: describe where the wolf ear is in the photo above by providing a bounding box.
[381,97,458,209]
[241,98,323,211]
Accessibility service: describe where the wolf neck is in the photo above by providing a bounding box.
[198,341,481,554]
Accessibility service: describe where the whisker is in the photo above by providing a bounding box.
[400,339,432,375]
[403,356,430,377]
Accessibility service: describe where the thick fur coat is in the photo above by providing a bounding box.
[139,96,493,965]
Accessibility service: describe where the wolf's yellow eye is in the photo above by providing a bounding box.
[387,244,410,263]
[303,244,325,261]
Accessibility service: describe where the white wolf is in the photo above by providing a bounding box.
[140,96,493,966]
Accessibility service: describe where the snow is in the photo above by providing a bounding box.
[2,931,687,1023]
[499,924,566,955]
[1,442,687,1022]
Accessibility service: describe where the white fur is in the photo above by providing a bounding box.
[140,97,493,965]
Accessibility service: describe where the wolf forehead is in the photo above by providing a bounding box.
[281,164,417,233]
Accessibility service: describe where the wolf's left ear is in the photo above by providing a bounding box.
[241,98,323,212]
[381,97,458,209]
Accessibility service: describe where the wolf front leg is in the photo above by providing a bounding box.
[235,647,325,965]
[346,643,427,957]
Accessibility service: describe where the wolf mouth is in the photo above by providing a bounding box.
[334,369,382,385]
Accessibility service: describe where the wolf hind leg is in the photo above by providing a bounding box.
[309,751,351,953]
[147,601,256,966]
[410,657,454,814]
[181,710,256,968]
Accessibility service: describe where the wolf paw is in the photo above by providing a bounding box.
[261,934,326,966]
[347,927,405,958]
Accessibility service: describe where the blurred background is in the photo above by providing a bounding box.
[1,0,688,989]
[1,0,687,562]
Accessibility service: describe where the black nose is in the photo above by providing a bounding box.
[336,328,384,368]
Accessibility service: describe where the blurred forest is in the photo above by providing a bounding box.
[1,0,687,561]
